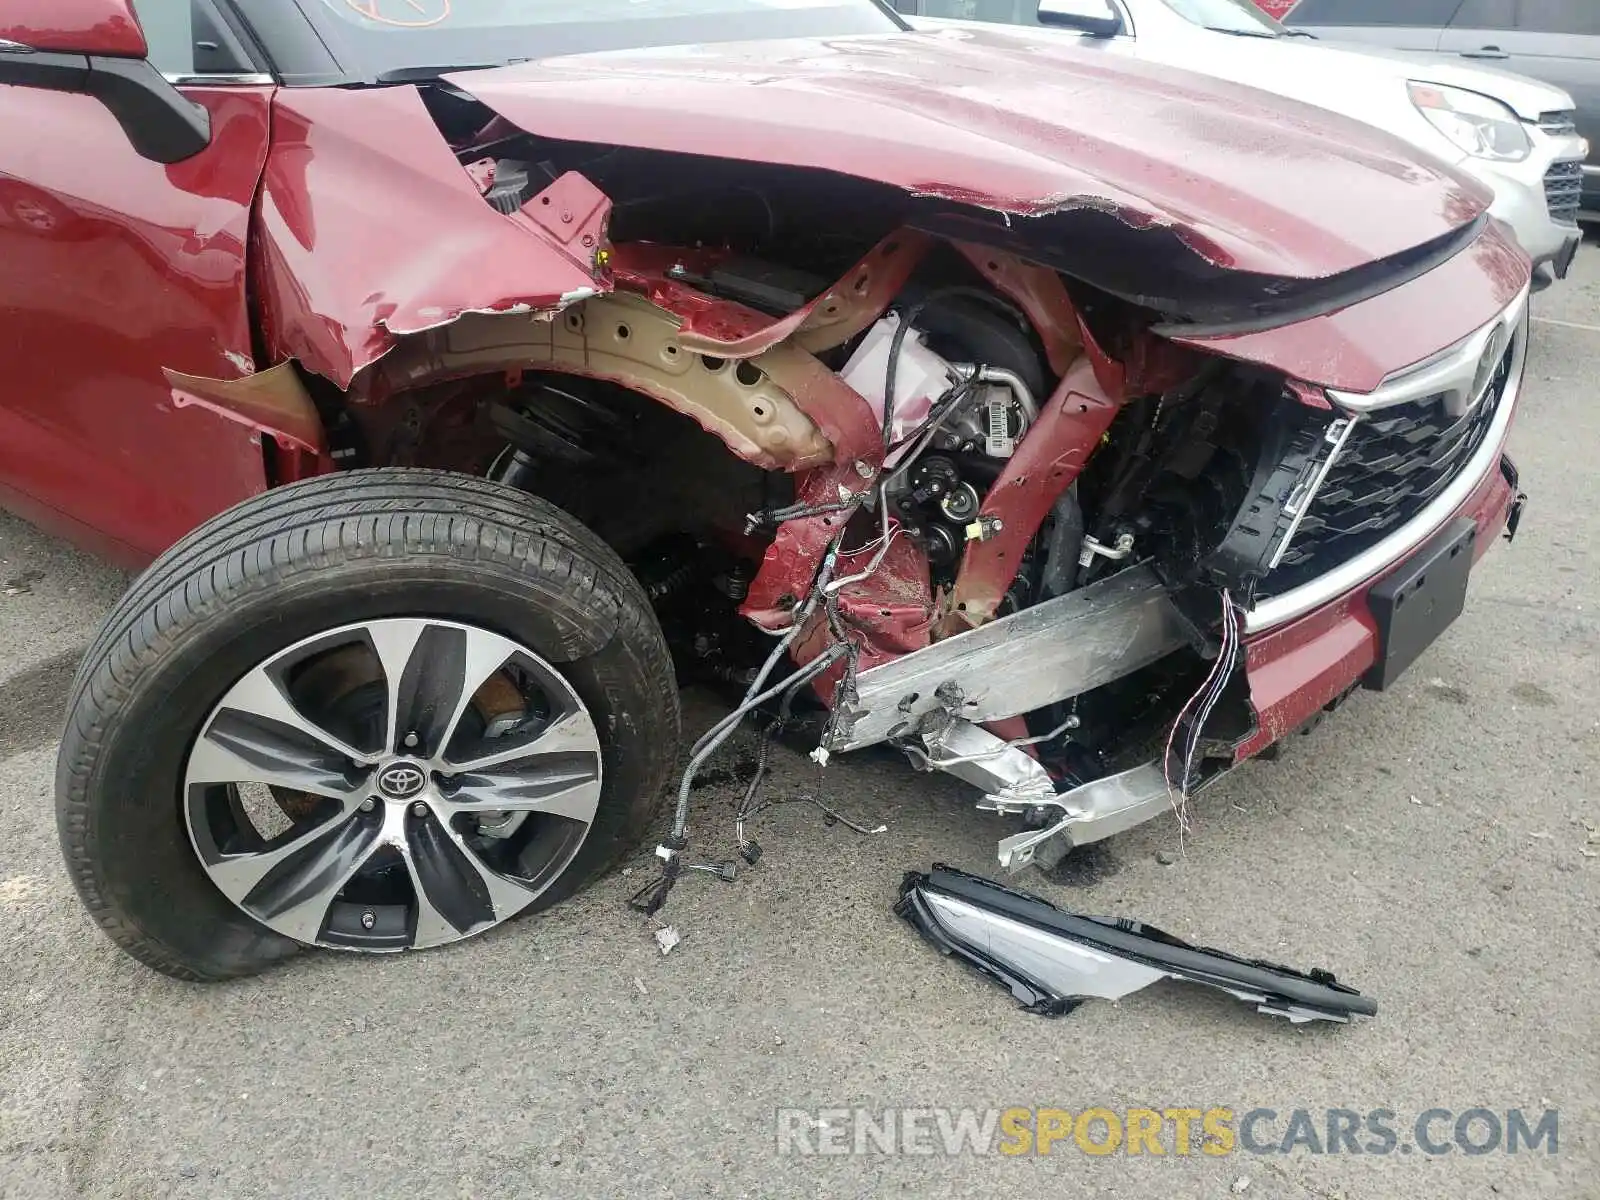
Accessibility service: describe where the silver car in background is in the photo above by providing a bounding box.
[897,0,1588,288]
[1279,0,1598,223]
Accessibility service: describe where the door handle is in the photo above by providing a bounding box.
[1460,46,1509,59]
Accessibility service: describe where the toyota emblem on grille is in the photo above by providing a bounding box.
[1470,323,1508,406]
[377,763,427,799]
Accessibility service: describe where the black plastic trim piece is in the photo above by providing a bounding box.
[1037,4,1123,37]
[1500,454,1527,544]
[0,48,91,92]
[224,0,344,86]
[1204,404,1337,590]
[0,50,210,163]
[1150,214,1489,338]
[85,58,212,163]
[1363,516,1476,692]
[913,210,1487,333]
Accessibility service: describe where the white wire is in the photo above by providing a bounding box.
[824,485,895,595]
[1183,599,1238,777]
[1162,588,1240,839]
[838,522,905,560]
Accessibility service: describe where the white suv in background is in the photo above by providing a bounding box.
[898,0,1588,288]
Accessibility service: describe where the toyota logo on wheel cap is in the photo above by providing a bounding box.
[377,762,427,799]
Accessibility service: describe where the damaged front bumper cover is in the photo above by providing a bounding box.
[896,865,1376,1024]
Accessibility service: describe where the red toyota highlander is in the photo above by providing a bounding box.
[0,0,1530,979]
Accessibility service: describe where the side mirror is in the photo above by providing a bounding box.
[0,0,211,164]
[1036,0,1124,37]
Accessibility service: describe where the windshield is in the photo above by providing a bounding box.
[305,0,905,79]
[1159,0,1285,36]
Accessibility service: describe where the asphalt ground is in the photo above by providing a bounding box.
[1,239,1596,1200]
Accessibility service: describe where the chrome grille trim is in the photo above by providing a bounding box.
[1246,287,1529,633]
[1323,287,1529,413]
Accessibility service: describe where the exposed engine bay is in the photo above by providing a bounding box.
[354,143,1368,900]
[191,82,1526,908]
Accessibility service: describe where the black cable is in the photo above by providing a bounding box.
[881,285,1010,451]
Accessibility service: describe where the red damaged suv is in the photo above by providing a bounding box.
[0,0,1529,978]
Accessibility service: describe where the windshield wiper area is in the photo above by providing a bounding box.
[1204,26,1277,38]
[1283,29,1318,38]
[372,62,519,84]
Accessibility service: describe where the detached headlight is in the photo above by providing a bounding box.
[1409,81,1531,162]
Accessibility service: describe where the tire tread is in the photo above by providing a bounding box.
[57,469,678,981]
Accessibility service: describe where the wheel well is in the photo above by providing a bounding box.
[330,366,781,564]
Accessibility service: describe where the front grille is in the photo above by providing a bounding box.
[1539,110,1579,137]
[1545,159,1584,225]
[1270,340,1515,587]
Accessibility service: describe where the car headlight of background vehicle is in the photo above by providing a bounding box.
[1408,82,1531,162]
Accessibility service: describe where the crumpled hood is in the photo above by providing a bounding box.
[450,28,1489,283]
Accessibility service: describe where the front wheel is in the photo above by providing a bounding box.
[56,469,680,980]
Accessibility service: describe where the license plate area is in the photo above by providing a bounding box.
[1363,517,1477,692]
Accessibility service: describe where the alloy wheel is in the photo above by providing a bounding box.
[182,618,604,952]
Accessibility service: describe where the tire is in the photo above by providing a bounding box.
[56,469,680,981]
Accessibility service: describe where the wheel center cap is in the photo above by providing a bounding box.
[376,761,428,799]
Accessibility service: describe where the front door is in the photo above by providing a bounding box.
[0,0,273,567]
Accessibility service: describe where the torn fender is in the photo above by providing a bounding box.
[165,363,327,459]
[253,86,610,391]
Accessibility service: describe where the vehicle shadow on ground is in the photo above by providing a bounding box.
[0,648,78,759]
